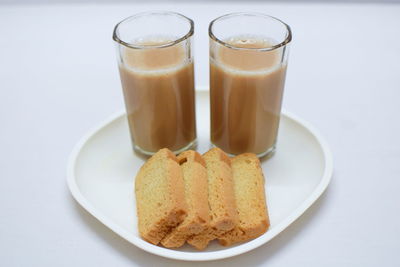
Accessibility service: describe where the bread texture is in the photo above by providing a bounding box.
[135,148,187,245]
[187,148,238,250]
[160,150,210,248]
[218,153,270,246]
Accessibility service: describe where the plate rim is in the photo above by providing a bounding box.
[67,89,333,261]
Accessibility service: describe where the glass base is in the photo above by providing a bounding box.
[210,143,276,159]
[133,139,198,157]
[257,145,276,160]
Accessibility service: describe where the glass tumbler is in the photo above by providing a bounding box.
[209,12,292,157]
[113,11,196,156]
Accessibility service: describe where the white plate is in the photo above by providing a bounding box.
[67,89,333,261]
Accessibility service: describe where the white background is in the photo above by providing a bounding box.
[2,0,400,4]
[1,2,400,266]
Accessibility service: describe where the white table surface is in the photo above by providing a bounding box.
[1,2,399,266]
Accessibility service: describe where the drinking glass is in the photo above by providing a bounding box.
[209,12,292,157]
[113,12,196,156]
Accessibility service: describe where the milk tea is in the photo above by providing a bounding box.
[210,36,287,155]
[119,38,196,153]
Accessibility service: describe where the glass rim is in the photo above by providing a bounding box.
[208,12,292,51]
[113,11,194,49]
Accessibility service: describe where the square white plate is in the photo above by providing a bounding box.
[67,89,332,261]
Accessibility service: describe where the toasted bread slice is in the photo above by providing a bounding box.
[160,150,210,248]
[135,148,187,245]
[187,148,238,250]
[218,153,270,246]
